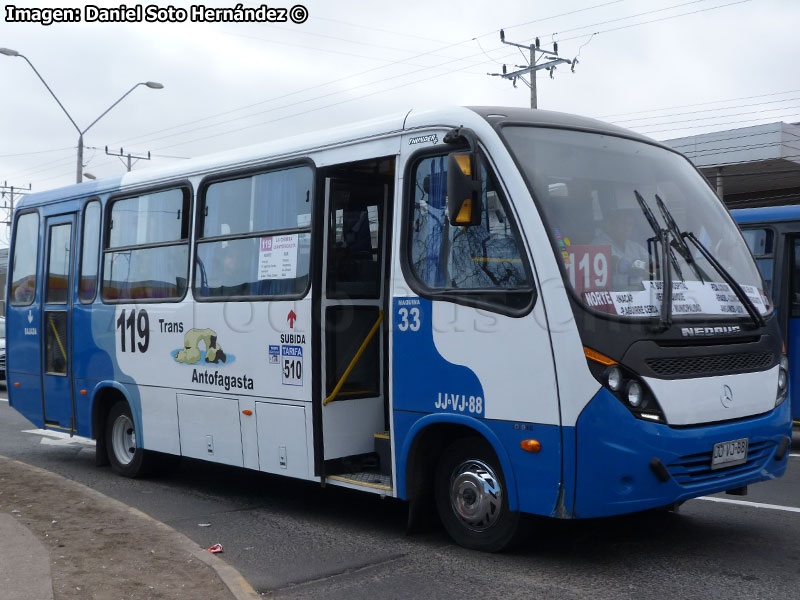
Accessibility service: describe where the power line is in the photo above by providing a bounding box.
[34,1,750,163]
[668,128,800,151]
[546,0,710,39]
[500,0,626,33]
[9,0,756,185]
[112,1,647,150]
[0,146,73,158]
[634,104,800,130]
[612,96,800,125]
[601,90,800,120]
[643,111,800,135]
[555,0,752,43]
[118,0,767,153]
[221,29,486,71]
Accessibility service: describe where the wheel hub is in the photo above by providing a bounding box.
[449,459,503,531]
[111,414,136,466]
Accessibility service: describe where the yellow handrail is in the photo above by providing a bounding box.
[48,314,67,362]
[324,311,384,406]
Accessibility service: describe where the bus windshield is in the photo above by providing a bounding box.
[503,126,771,320]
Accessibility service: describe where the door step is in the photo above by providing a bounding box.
[323,431,393,493]
[327,472,392,492]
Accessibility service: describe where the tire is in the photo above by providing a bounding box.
[434,437,520,552]
[105,400,147,478]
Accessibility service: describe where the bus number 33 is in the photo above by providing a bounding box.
[397,307,421,331]
[116,308,150,353]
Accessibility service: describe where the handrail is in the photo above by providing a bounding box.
[323,310,384,406]
[48,314,67,362]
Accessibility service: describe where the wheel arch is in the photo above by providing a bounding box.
[398,413,519,512]
[90,382,138,466]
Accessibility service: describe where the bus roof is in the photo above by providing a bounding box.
[731,204,800,224]
[17,106,660,209]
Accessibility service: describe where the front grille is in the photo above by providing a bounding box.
[646,352,773,377]
[0,355,5,370]
[666,440,773,485]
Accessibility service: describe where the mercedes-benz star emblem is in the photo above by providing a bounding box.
[720,384,733,408]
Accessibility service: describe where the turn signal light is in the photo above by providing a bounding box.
[80,389,87,396]
[520,439,541,453]
[584,346,617,366]
[241,409,253,416]
[13,382,20,388]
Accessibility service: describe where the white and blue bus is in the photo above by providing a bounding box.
[732,205,800,426]
[7,107,792,551]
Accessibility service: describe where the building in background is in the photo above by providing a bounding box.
[665,122,800,209]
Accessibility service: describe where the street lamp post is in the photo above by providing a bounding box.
[0,48,163,183]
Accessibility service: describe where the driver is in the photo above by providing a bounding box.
[593,208,649,289]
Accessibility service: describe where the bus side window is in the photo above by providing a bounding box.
[792,239,800,317]
[10,212,40,306]
[102,187,191,302]
[194,166,313,300]
[79,200,101,303]
[406,154,534,312]
[741,228,775,305]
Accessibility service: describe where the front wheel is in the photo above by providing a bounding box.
[105,401,147,477]
[434,437,520,552]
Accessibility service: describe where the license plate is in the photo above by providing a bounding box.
[711,438,748,470]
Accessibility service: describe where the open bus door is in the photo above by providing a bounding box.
[314,158,393,487]
[41,213,77,433]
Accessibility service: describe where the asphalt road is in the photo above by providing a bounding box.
[2,386,799,599]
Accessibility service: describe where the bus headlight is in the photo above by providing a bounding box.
[584,347,666,423]
[776,354,789,406]
[607,366,623,391]
[778,369,788,391]
[627,381,643,408]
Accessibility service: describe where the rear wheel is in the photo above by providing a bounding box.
[435,437,520,552]
[105,401,147,477]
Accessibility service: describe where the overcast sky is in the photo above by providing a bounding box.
[2,0,800,242]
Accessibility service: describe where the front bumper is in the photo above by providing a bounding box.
[573,387,791,518]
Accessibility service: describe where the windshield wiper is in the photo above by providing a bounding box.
[683,231,765,328]
[634,190,672,332]
[649,194,763,328]
[654,194,706,283]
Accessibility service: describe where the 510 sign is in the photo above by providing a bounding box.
[116,308,150,353]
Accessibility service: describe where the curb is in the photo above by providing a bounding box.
[3,456,261,600]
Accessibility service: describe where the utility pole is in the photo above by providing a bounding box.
[1,181,31,226]
[1,181,32,245]
[104,146,152,172]
[489,30,575,109]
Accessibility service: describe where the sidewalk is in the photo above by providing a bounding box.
[0,456,260,600]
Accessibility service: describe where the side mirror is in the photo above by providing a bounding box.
[447,151,483,226]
